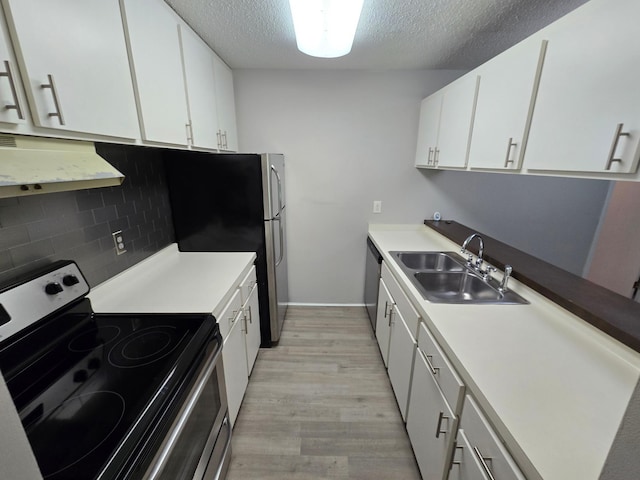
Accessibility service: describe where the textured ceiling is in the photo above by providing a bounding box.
[164,0,588,70]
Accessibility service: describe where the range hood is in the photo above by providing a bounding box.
[0,134,124,198]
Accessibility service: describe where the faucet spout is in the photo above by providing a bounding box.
[461,233,484,269]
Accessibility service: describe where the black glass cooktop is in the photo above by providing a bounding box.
[0,299,218,480]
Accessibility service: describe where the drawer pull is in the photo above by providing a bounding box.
[41,74,65,125]
[0,60,24,119]
[424,352,440,376]
[388,306,394,327]
[247,305,253,324]
[503,137,517,167]
[605,123,630,170]
[435,411,449,438]
[473,446,496,480]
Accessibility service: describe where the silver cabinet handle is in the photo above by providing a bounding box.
[503,137,517,167]
[428,147,434,165]
[383,301,390,318]
[216,130,222,149]
[605,123,630,170]
[222,130,228,149]
[388,306,394,327]
[40,74,65,125]
[434,147,440,166]
[473,447,496,480]
[247,305,253,324]
[435,410,449,438]
[425,353,440,376]
[185,122,193,144]
[0,60,24,119]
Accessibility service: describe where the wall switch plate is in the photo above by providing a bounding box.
[373,200,382,214]
[112,230,127,255]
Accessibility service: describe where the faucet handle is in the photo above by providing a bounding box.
[499,265,513,292]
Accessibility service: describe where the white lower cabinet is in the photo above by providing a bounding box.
[453,396,526,480]
[448,429,490,480]
[243,283,261,375]
[223,304,249,427]
[387,307,416,421]
[407,321,464,480]
[375,278,394,367]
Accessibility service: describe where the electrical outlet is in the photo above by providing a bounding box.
[373,200,382,214]
[112,230,127,255]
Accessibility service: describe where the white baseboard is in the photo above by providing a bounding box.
[287,302,366,308]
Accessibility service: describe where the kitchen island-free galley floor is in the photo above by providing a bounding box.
[227,306,421,480]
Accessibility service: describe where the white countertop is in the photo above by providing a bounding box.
[368,224,640,480]
[88,244,256,318]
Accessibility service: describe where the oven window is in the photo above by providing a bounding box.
[155,365,223,479]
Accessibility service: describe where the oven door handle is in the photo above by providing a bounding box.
[211,415,232,480]
[145,345,223,479]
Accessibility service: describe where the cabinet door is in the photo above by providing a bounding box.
[448,430,490,480]
[375,278,394,367]
[3,0,139,138]
[415,93,442,167]
[213,53,238,152]
[121,0,189,145]
[469,39,546,171]
[179,24,220,150]
[223,310,249,427]
[436,73,479,169]
[0,9,26,125]
[387,307,416,421]
[525,0,640,174]
[244,284,261,376]
[460,396,525,480]
[406,347,458,480]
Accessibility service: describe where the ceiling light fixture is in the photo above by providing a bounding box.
[288,0,364,58]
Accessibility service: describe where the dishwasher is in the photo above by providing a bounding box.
[364,237,383,330]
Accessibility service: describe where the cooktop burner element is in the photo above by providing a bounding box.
[68,325,121,353]
[108,325,184,368]
[27,391,125,479]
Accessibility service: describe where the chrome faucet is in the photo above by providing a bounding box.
[461,233,484,270]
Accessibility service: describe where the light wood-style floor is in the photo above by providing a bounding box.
[226,306,421,480]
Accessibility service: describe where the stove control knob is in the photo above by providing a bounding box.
[63,274,80,287]
[45,282,63,295]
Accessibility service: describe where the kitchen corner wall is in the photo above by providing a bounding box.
[0,143,174,287]
[235,69,612,305]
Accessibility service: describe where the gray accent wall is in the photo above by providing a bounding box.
[234,68,612,304]
[0,143,174,288]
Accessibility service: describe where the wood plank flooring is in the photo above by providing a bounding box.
[226,306,421,480]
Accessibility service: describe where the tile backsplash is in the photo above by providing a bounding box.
[0,143,175,287]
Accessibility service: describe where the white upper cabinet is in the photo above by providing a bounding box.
[468,39,547,171]
[415,93,442,167]
[213,53,238,152]
[415,73,479,169]
[2,0,139,138]
[0,9,26,126]
[525,0,640,175]
[179,24,220,150]
[121,0,189,146]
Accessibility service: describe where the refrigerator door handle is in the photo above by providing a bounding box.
[270,164,284,213]
[273,216,284,267]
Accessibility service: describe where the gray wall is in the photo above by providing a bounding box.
[235,69,611,304]
[0,144,174,287]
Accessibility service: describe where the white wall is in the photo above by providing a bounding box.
[234,69,611,304]
[234,69,463,304]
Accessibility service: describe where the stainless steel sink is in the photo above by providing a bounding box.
[390,251,528,305]
[393,251,465,272]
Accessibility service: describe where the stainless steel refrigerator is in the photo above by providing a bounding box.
[164,152,288,346]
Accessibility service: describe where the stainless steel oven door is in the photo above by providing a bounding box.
[144,341,230,480]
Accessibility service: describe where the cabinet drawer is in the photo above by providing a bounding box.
[460,395,525,480]
[218,288,242,341]
[417,322,465,415]
[381,262,420,338]
[239,266,257,306]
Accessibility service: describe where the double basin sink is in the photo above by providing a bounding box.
[390,251,528,305]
